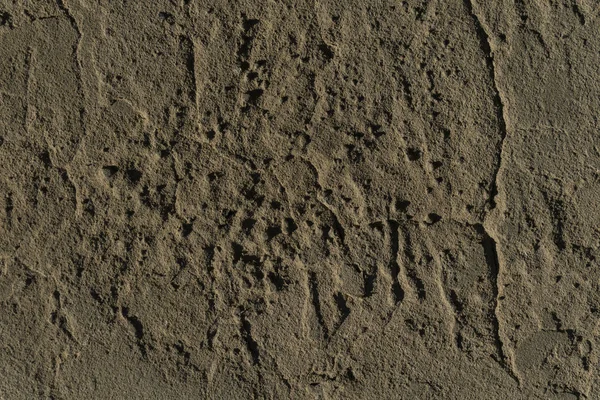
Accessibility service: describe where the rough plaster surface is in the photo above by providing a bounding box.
[0,0,599,399]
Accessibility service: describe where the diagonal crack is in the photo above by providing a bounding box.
[463,0,508,211]
[121,307,147,357]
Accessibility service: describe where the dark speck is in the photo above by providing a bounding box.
[426,213,442,225]
[125,169,142,184]
[407,148,421,161]
[102,165,119,178]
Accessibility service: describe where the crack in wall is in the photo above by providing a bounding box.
[464,0,520,386]
[309,271,329,340]
[240,314,260,366]
[388,220,405,304]
[56,0,87,163]
[472,222,520,385]
[463,0,508,211]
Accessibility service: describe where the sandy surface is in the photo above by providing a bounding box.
[0,0,598,398]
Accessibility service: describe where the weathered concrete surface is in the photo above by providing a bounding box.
[1,1,598,398]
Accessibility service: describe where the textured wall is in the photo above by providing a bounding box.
[0,1,598,399]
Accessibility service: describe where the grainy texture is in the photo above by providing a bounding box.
[0,1,598,399]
